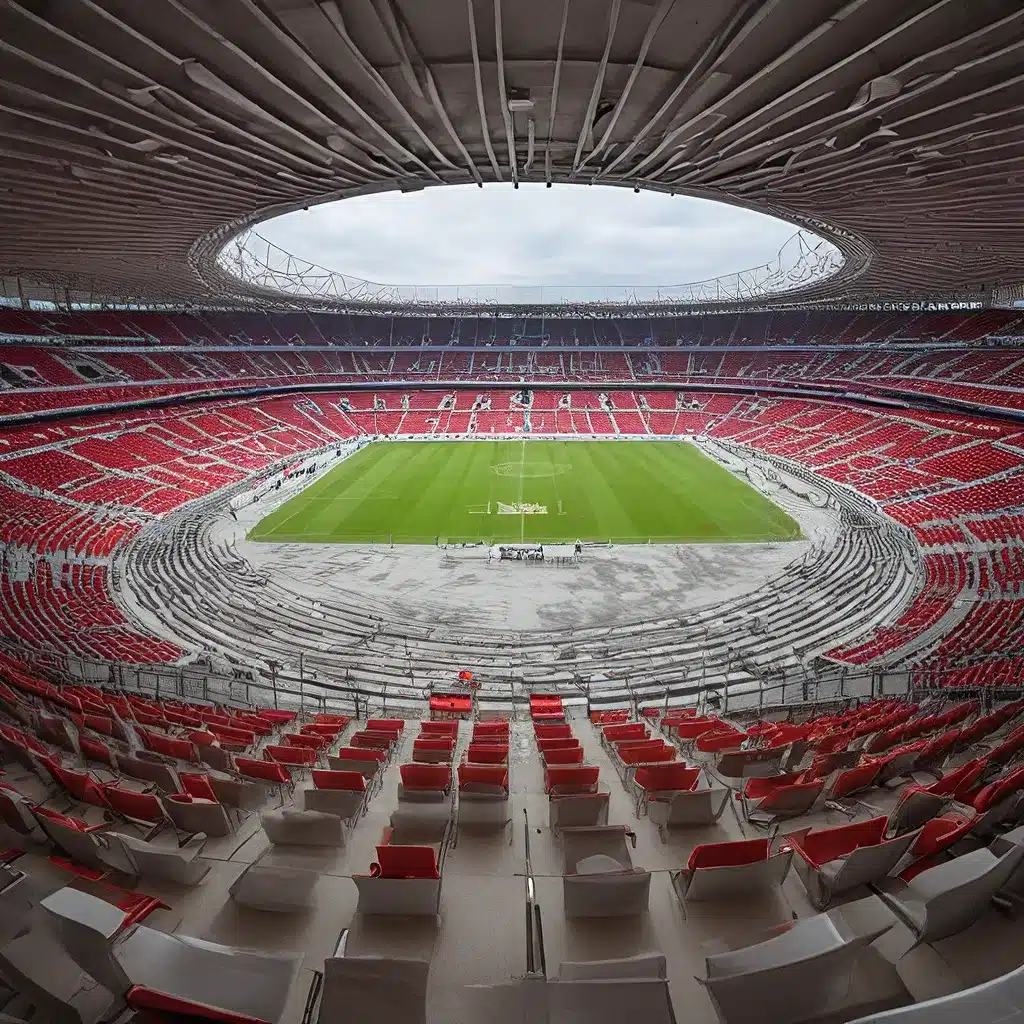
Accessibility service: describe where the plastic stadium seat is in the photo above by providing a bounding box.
[419,721,458,737]
[675,838,793,901]
[412,737,455,763]
[537,736,581,752]
[161,794,235,838]
[545,766,600,794]
[303,770,368,821]
[466,743,508,765]
[785,816,921,909]
[354,842,442,916]
[283,732,329,751]
[542,746,585,767]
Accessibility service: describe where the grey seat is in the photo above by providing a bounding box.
[562,826,651,917]
[875,844,1024,947]
[261,808,345,847]
[40,887,302,1022]
[698,896,896,1024]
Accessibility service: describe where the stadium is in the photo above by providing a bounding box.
[2,2,1024,1022]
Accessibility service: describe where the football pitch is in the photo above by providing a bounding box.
[248,440,802,545]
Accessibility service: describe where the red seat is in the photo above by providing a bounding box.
[785,816,887,869]
[616,740,676,765]
[264,744,317,767]
[79,737,115,768]
[591,709,630,724]
[260,710,298,725]
[544,766,599,794]
[283,732,328,751]
[972,766,1024,813]
[178,773,218,801]
[419,721,458,737]
[634,763,700,794]
[186,730,219,748]
[537,737,580,752]
[312,769,366,791]
[400,764,452,791]
[688,838,771,871]
[466,743,508,764]
[458,765,509,792]
[829,761,882,799]
[472,722,509,740]
[351,731,395,750]
[374,844,439,880]
[602,723,647,742]
[542,746,584,766]
[413,738,454,752]
[53,766,110,810]
[102,786,164,826]
[367,718,405,733]
[695,730,746,754]
[311,713,349,726]
[670,718,727,740]
[235,757,292,791]
[301,723,343,739]
[208,724,255,748]
[334,746,386,764]
[534,724,572,740]
[142,731,197,762]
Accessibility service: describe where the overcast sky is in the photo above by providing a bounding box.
[257,184,800,292]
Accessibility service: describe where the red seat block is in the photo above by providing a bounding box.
[545,766,599,794]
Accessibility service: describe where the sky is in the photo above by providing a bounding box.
[257,183,801,293]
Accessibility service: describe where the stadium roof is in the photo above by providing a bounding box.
[2,0,1024,312]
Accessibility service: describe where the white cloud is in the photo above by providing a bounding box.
[257,183,802,297]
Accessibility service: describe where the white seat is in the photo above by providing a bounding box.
[229,848,320,912]
[698,896,896,1024]
[303,787,365,822]
[96,831,212,887]
[647,778,730,832]
[317,953,429,1024]
[847,961,1024,1022]
[40,887,302,1022]
[875,844,1024,947]
[549,792,610,829]
[457,785,511,833]
[562,826,651,917]
[260,809,344,846]
[161,796,234,838]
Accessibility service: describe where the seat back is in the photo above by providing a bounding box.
[320,956,429,1024]
[829,829,921,894]
[602,723,647,742]
[399,764,451,791]
[543,746,585,766]
[756,779,824,818]
[634,763,700,793]
[375,844,439,879]
[283,733,328,750]
[32,807,107,869]
[367,719,405,733]
[161,794,234,837]
[419,721,458,737]
[917,844,1024,944]
[546,766,600,794]
[537,736,580,752]
[466,743,508,764]
[534,724,572,740]
[617,741,676,765]
[103,785,164,825]
[458,764,509,793]
[264,744,317,766]
[236,757,290,784]
[312,769,366,791]
[41,887,133,997]
[829,761,882,798]
[0,782,39,838]
[179,772,218,802]
[684,840,793,901]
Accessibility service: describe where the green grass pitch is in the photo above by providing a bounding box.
[248,440,802,545]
